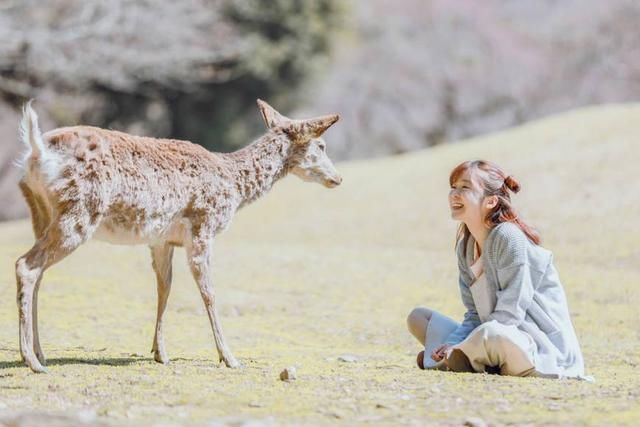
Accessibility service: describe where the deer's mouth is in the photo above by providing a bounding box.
[323,177,342,188]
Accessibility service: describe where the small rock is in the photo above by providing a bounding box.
[279,367,297,381]
[464,417,487,427]
[323,411,342,419]
[337,355,358,363]
[375,403,398,410]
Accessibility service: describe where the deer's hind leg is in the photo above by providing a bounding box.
[20,182,51,239]
[19,182,53,365]
[16,200,99,373]
[150,243,174,364]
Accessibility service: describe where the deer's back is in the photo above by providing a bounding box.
[44,126,218,175]
[37,126,236,246]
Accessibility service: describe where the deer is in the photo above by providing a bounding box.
[15,99,341,373]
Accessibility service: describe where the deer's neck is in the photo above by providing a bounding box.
[227,133,293,207]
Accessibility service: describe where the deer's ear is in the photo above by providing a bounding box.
[286,114,339,143]
[257,99,288,129]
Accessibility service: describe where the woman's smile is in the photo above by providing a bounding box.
[450,202,465,218]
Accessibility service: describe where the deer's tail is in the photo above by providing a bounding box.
[19,99,46,163]
[15,99,62,186]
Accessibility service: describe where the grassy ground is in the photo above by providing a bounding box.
[0,105,639,426]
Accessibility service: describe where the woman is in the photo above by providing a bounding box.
[407,160,585,378]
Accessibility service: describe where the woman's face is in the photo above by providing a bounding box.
[449,169,491,224]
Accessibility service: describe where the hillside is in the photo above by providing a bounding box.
[0,105,638,426]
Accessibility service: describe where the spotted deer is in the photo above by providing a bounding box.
[15,99,341,373]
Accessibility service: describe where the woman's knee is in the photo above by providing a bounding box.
[406,307,433,335]
[476,321,518,351]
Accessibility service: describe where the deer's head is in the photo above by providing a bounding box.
[257,99,342,188]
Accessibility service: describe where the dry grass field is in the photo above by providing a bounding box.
[1,105,639,426]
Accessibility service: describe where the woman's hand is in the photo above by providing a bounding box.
[431,344,451,362]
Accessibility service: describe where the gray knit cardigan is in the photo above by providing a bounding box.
[445,222,585,378]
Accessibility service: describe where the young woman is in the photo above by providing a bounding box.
[407,160,585,378]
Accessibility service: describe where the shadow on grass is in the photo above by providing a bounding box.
[0,357,145,369]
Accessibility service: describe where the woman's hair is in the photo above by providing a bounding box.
[449,160,541,249]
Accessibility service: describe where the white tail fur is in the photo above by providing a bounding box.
[17,101,64,184]
[19,100,45,161]
[16,99,48,175]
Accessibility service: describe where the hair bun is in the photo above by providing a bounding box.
[504,175,521,193]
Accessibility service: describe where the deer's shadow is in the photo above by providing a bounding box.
[0,357,144,369]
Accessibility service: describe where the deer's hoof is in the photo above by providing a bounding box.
[153,351,170,365]
[223,358,242,369]
[26,358,48,374]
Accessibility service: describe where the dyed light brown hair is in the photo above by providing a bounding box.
[449,160,541,249]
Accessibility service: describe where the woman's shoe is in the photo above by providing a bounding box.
[417,350,425,369]
[445,348,474,373]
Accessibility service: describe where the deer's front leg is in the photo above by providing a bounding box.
[185,234,240,368]
[150,243,174,364]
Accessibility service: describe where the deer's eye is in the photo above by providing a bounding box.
[318,144,326,151]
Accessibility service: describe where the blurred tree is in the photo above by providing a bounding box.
[296,0,640,159]
[0,0,345,151]
[170,0,346,151]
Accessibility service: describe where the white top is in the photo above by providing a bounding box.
[469,251,496,323]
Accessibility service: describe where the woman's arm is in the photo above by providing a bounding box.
[444,275,481,345]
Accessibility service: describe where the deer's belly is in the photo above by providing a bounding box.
[93,216,189,246]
